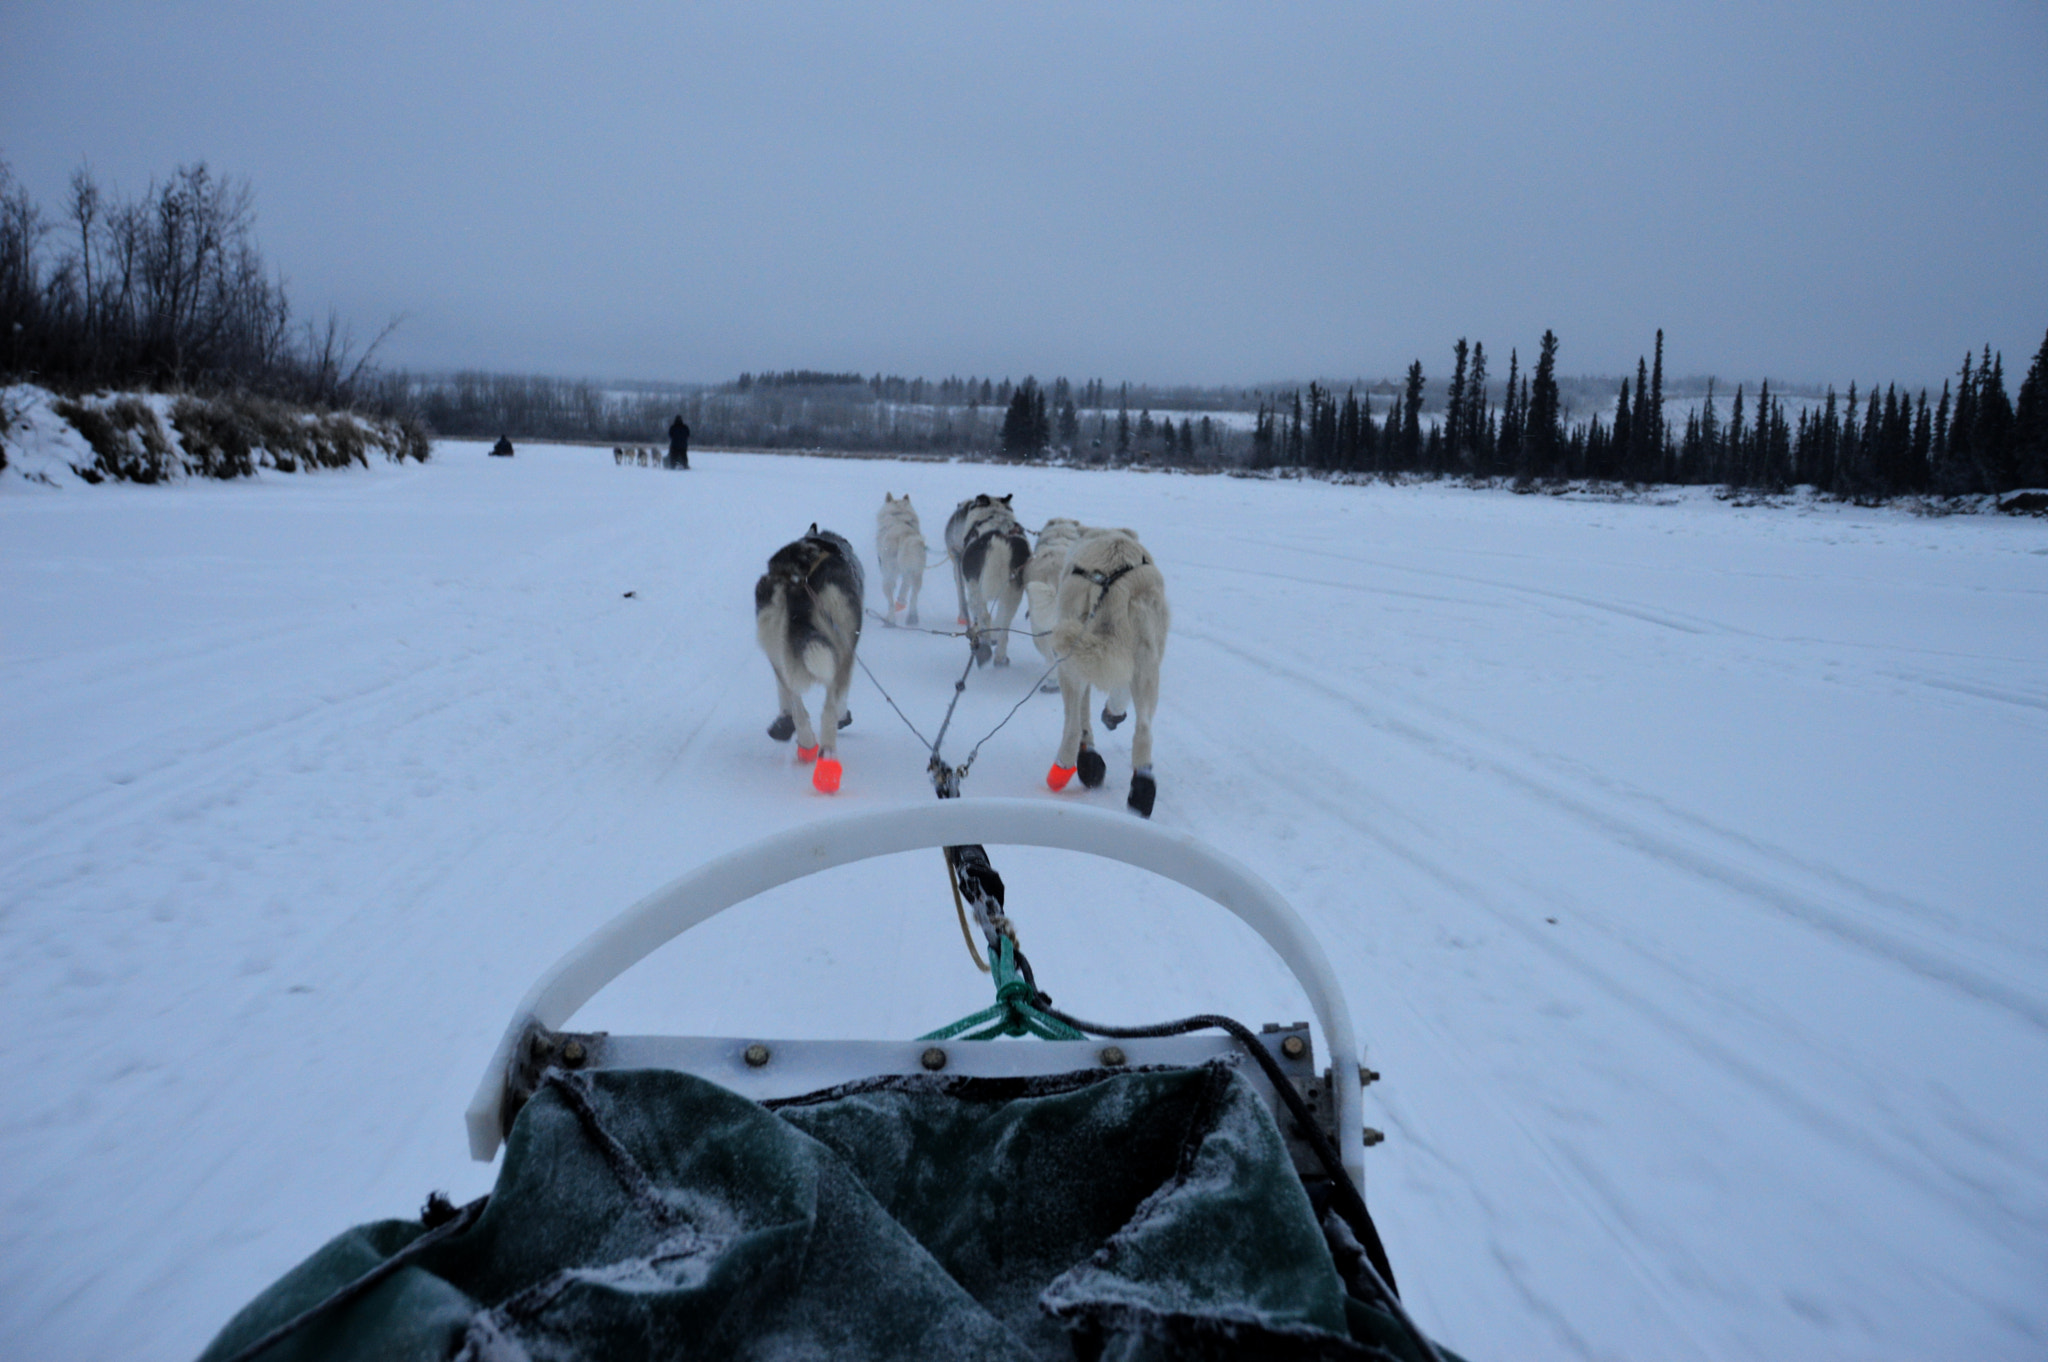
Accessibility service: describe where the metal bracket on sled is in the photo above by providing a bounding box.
[498,1020,612,1141]
[491,1017,1352,1183]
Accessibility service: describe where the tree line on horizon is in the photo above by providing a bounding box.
[9,159,2041,498]
[416,336,2048,499]
[1250,329,2048,499]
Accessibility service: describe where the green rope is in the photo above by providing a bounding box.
[920,936,1084,1042]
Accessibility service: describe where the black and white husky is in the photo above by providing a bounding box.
[874,493,927,627]
[1045,528,1170,817]
[944,493,1029,666]
[755,525,862,794]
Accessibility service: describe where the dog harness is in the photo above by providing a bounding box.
[1071,557,1147,622]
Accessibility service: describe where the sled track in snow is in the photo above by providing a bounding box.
[1181,619,2048,1036]
[1174,622,2048,1253]
[1198,538,2048,724]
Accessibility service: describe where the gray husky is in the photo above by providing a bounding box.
[756,525,862,793]
[944,493,1029,666]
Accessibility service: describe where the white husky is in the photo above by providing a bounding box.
[945,493,1029,667]
[1045,528,1169,817]
[1023,516,1085,687]
[755,526,862,794]
[874,493,927,627]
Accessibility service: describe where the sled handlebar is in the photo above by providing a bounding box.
[466,798,1369,1190]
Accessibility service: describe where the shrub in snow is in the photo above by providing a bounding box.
[20,386,432,485]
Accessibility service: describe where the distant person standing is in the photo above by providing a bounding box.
[667,414,691,470]
[490,434,514,457]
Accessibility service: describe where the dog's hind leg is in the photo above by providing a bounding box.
[774,670,820,759]
[951,554,971,627]
[1100,686,1131,729]
[989,587,1021,666]
[813,653,855,794]
[965,578,994,665]
[1048,670,1105,790]
[1125,658,1160,817]
[879,561,900,622]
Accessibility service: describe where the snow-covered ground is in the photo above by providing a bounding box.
[3,442,2044,1361]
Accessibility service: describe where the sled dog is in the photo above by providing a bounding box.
[945,493,1029,666]
[755,525,862,794]
[1023,517,1086,686]
[874,493,928,627]
[1046,528,1169,817]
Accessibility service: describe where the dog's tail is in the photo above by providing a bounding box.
[1004,529,1030,590]
[800,636,838,679]
[1025,577,1058,630]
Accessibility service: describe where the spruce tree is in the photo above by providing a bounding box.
[1834,383,1856,494]
[1647,329,1666,480]
[1623,356,1648,481]
[1525,332,1561,480]
[1000,377,1048,458]
[1945,354,1978,493]
[2012,327,2048,488]
[1727,385,1747,489]
[1499,349,1523,479]
[1826,385,1843,491]
[1610,376,1633,482]
[1445,340,1469,471]
[1401,361,1425,470]
[1909,391,1932,491]
[1698,379,1719,485]
[1467,343,1490,474]
[1857,388,1882,496]
[1973,348,2015,491]
[1753,382,1773,488]
[1932,381,1950,471]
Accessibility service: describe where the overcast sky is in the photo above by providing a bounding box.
[5,1,2045,390]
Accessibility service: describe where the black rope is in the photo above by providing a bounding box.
[863,606,975,639]
[855,596,1063,803]
[926,646,980,762]
[1040,1006,1445,1362]
[853,651,933,751]
[956,653,1064,775]
[864,605,1048,643]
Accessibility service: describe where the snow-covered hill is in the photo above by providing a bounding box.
[3,442,2044,1360]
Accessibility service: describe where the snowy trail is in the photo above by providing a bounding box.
[3,446,2045,1360]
